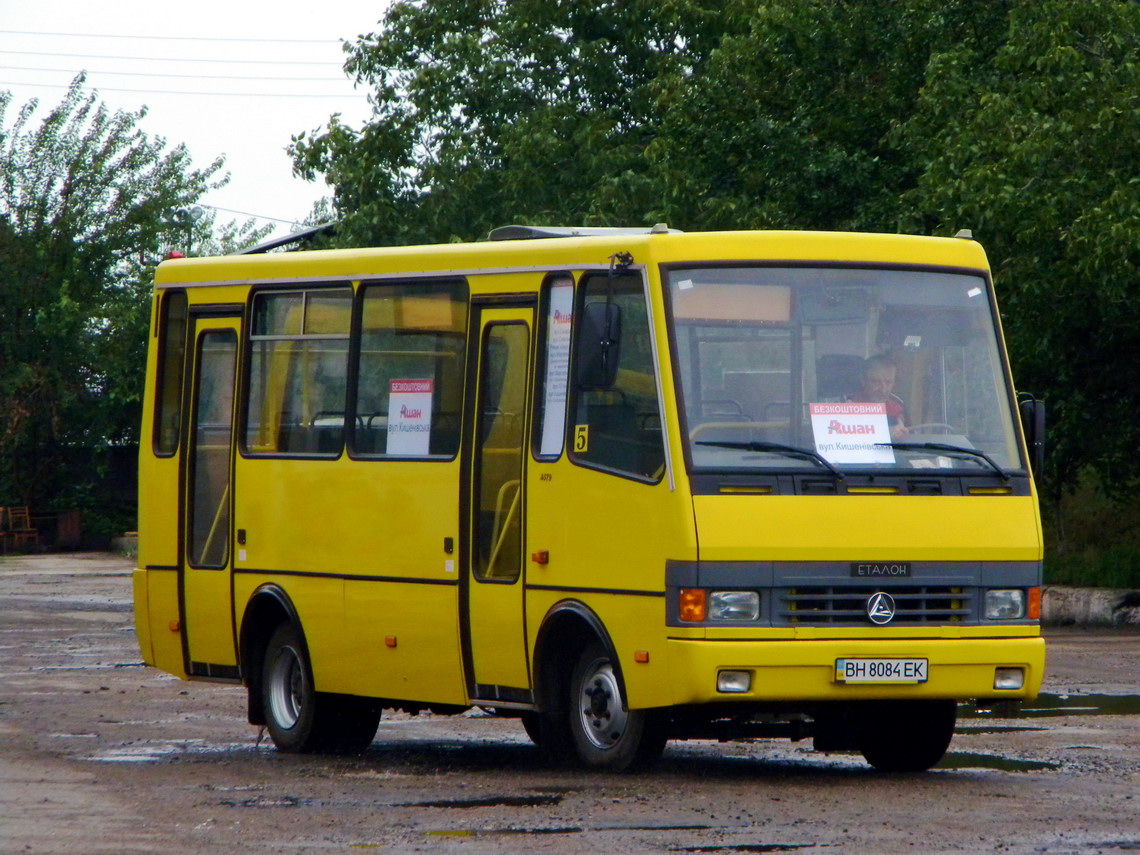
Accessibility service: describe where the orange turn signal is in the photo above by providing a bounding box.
[1027,587,1042,620]
[679,588,707,622]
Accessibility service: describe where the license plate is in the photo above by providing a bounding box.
[835,658,928,683]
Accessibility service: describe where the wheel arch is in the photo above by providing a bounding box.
[239,583,305,726]
[532,600,625,714]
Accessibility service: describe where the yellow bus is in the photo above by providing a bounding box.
[133,225,1046,772]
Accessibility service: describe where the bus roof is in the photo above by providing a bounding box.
[154,229,990,289]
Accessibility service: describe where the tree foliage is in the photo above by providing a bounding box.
[0,77,225,530]
[297,0,1140,501]
[891,0,1140,492]
[291,0,730,245]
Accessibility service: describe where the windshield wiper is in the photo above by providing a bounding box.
[696,440,844,482]
[875,442,1009,481]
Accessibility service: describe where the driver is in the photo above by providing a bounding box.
[850,355,908,441]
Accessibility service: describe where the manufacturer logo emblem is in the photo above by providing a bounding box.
[866,592,896,625]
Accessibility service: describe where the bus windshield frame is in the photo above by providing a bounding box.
[663,263,1026,481]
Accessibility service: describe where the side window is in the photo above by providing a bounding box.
[352,280,468,458]
[153,289,188,456]
[534,274,574,459]
[569,272,665,480]
[188,329,237,567]
[243,287,352,456]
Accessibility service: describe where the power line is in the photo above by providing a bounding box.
[200,204,304,225]
[2,65,345,83]
[0,28,344,45]
[0,79,365,99]
[0,48,343,67]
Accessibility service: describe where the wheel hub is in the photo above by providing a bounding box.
[268,645,303,730]
[578,660,628,749]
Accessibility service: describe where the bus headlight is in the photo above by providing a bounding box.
[709,591,760,622]
[985,589,1026,620]
[717,670,752,693]
[994,667,1025,690]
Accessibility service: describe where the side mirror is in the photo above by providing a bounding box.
[577,301,622,389]
[1018,394,1046,480]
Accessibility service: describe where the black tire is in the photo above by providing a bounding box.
[520,712,543,747]
[521,708,576,764]
[261,622,380,754]
[857,700,957,772]
[566,641,667,771]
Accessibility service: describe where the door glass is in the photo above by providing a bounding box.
[473,323,528,582]
[188,329,237,568]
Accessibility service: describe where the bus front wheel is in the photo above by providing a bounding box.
[567,641,667,771]
[857,700,957,772]
[261,622,380,754]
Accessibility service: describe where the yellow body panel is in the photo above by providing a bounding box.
[145,568,185,677]
[342,578,466,704]
[694,494,1043,562]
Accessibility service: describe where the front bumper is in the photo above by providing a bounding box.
[665,636,1045,705]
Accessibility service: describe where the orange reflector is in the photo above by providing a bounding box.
[679,588,707,622]
[634,650,650,664]
[168,620,180,632]
[1028,587,1041,620]
[385,636,398,648]
[531,550,549,565]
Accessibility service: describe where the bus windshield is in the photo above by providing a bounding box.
[667,266,1023,475]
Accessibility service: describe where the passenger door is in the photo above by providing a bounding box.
[179,313,241,677]
[462,303,534,702]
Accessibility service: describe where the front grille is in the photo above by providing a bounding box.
[777,586,974,625]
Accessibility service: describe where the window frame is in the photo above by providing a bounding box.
[660,260,1030,484]
[531,272,576,462]
[346,277,470,463]
[152,288,189,457]
[566,268,667,484]
[239,283,354,460]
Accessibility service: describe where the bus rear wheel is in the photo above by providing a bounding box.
[857,700,957,772]
[567,641,667,771]
[261,622,380,754]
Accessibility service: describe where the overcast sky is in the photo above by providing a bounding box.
[0,1,389,238]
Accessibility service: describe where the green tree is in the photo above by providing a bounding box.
[651,0,1015,231]
[291,0,729,246]
[892,0,1140,495]
[0,77,225,535]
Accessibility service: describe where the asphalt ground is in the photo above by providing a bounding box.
[1,552,1138,854]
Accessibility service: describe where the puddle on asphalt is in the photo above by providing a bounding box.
[672,846,820,853]
[427,824,730,839]
[956,724,1046,734]
[428,827,583,837]
[220,795,310,808]
[964,692,1140,719]
[937,752,1061,772]
[85,745,186,762]
[30,662,144,672]
[402,794,563,809]
[82,740,260,763]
